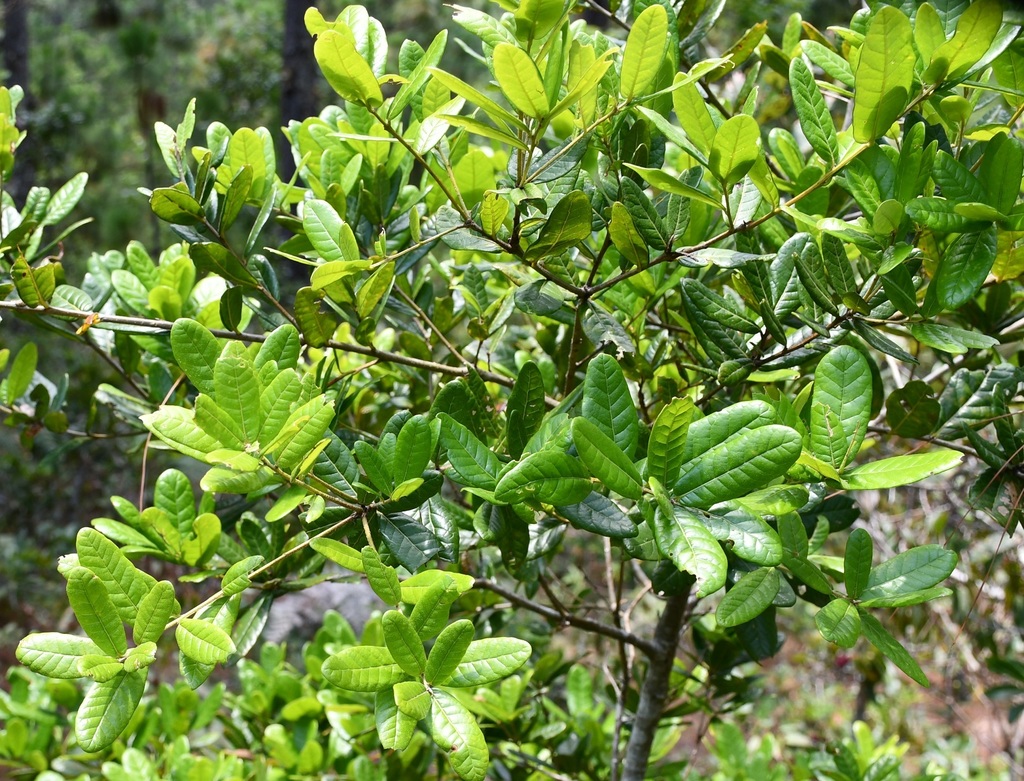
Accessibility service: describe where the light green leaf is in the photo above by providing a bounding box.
[42,172,88,226]
[16,633,104,679]
[310,538,365,572]
[674,425,802,508]
[859,586,952,608]
[716,568,781,627]
[170,319,220,396]
[790,56,838,166]
[426,619,474,684]
[67,568,128,657]
[76,528,155,626]
[133,581,180,645]
[571,417,642,500]
[709,114,762,188]
[382,609,427,677]
[314,30,384,107]
[907,323,998,355]
[843,449,962,490]
[393,414,433,486]
[431,689,489,781]
[844,528,872,600]
[4,342,37,404]
[255,323,302,372]
[493,43,549,119]
[303,200,349,262]
[322,646,408,692]
[79,655,126,682]
[222,555,264,597]
[609,202,649,267]
[141,407,223,462]
[927,0,1002,82]
[624,164,723,209]
[409,574,462,641]
[494,450,592,505]
[860,545,957,601]
[815,599,861,648]
[651,493,728,597]
[648,397,696,488]
[375,688,415,751]
[703,506,783,567]
[175,618,236,665]
[394,680,432,720]
[401,569,474,604]
[582,354,640,458]
[213,352,263,445]
[859,610,928,685]
[810,346,872,472]
[620,5,669,99]
[75,670,147,752]
[672,78,717,154]
[852,7,915,141]
[362,546,403,605]
[439,637,532,687]
[439,413,501,490]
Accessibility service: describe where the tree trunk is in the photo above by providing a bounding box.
[2,0,33,202]
[279,0,319,183]
[621,591,690,780]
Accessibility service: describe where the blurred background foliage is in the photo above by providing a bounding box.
[4,0,1022,777]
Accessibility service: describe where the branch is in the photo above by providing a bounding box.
[474,577,659,657]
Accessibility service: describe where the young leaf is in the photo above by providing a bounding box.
[382,609,428,677]
[431,689,489,781]
[66,568,128,657]
[425,619,474,683]
[310,538,365,572]
[438,637,532,686]
[213,352,263,445]
[133,581,180,645]
[709,114,761,188]
[393,414,433,486]
[375,688,416,751]
[221,555,264,597]
[175,618,236,665]
[647,397,695,487]
[401,569,474,603]
[394,680,432,720]
[493,450,592,505]
[852,7,915,141]
[170,318,220,395]
[76,528,156,626]
[570,417,643,500]
[409,574,462,640]
[790,56,838,166]
[362,546,404,605]
[716,568,781,627]
[322,646,408,692]
[843,449,962,490]
[582,354,640,458]
[314,30,384,107]
[815,598,861,648]
[620,5,669,100]
[75,670,147,752]
[493,43,549,119]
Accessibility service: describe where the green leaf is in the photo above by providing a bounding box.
[571,417,642,500]
[439,637,532,686]
[703,506,784,566]
[16,633,103,679]
[439,413,502,490]
[150,187,204,225]
[76,528,155,626]
[648,397,696,488]
[362,546,403,605]
[175,618,236,665]
[426,619,474,684]
[431,689,489,781]
[322,646,408,692]
[907,323,998,355]
[493,43,549,119]
[525,190,592,260]
[674,425,802,509]
[190,243,258,287]
[709,114,762,188]
[859,610,928,686]
[79,655,127,682]
[844,529,872,600]
[558,492,637,538]
[815,599,861,648]
[222,555,264,597]
[141,407,222,462]
[393,414,432,486]
[133,581,180,645]
[494,450,592,505]
[255,323,302,371]
[375,688,416,751]
[409,574,462,640]
[401,569,474,604]
[4,342,37,404]
[852,7,915,141]
[42,172,87,225]
[790,56,838,166]
[394,680,432,720]
[506,362,547,459]
[672,78,717,155]
[860,546,956,601]
[582,354,640,458]
[651,494,728,598]
[380,513,440,572]
[75,670,147,752]
[810,346,872,471]
[310,538,365,572]
[843,449,962,490]
[315,30,384,107]
[220,165,252,231]
[66,568,128,657]
[926,0,1002,82]
[382,609,427,677]
[609,202,649,268]
[930,227,998,311]
[620,5,669,99]
[716,568,781,627]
